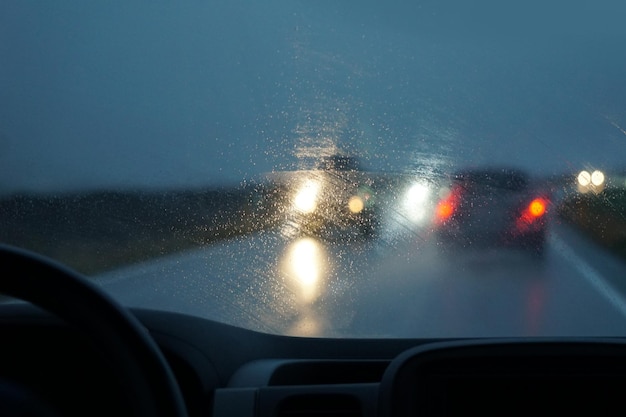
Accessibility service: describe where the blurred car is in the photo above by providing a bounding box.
[432,168,551,256]
[288,155,380,239]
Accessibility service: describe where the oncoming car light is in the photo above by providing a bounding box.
[578,170,591,187]
[591,170,605,186]
[293,179,321,213]
[577,169,605,194]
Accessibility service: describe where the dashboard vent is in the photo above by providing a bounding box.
[277,393,361,417]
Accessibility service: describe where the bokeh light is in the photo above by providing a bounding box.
[348,196,364,213]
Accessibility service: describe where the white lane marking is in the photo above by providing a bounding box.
[551,234,626,318]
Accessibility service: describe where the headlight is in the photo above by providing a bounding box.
[591,170,605,186]
[577,170,591,187]
[293,179,321,213]
[577,169,605,194]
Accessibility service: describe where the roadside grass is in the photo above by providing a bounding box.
[0,186,284,276]
[558,188,626,261]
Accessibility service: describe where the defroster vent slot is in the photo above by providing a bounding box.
[277,393,361,417]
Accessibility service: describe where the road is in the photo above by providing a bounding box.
[98,217,626,339]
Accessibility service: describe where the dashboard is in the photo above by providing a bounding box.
[1,303,625,417]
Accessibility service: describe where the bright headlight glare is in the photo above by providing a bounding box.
[293,180,320,213]
[405,183,430,206]
[402,182,431,223]
[577,170,591,187]
[591,170,605,186]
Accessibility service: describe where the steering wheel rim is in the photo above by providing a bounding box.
[0,244,188,417]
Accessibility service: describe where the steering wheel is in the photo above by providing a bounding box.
[0,244,188,417]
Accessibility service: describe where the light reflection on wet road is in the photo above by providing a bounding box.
[98,220,626,338]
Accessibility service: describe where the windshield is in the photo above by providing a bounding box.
[2,1,626,338]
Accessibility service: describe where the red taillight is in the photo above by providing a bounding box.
[527,198,547,218]
[435,188,460,224]
[517,197,548,231]
[436,200,455,221]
